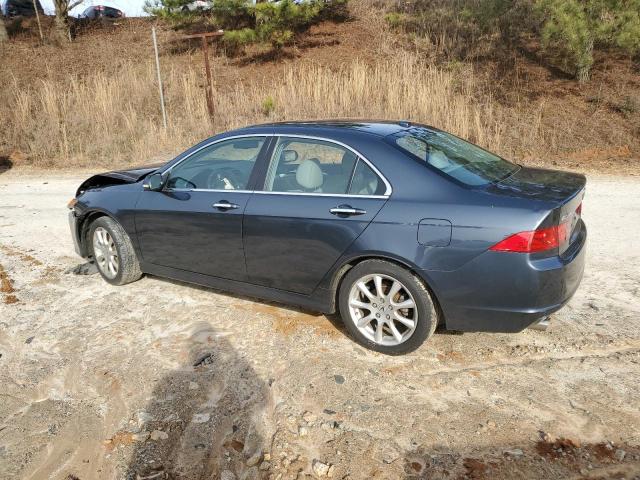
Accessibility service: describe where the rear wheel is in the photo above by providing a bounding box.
[89,216,142,286]
[338,260,437,355]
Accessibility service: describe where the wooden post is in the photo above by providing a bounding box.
[152,27,168,130]
[178,32,223,125]
[33,0,44,41]
[201,36,215,122]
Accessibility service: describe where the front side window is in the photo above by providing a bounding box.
[390,127,518,186]
[263,137,385,195]
[166,137,266,190]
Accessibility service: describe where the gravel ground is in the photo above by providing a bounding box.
[0,171,639,480]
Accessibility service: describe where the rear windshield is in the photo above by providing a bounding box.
[389,127,519,186]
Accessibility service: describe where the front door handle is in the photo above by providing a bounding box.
[330,205,367,216]
[213,201,240,210]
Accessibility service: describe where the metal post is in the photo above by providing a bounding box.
[202,36,215,122]
[152,27,168,130]
[33,0,44,41]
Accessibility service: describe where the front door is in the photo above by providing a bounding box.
[243,136,389,294]
[136,136,268,281]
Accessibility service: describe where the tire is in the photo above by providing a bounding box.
[88,216,142,286]
[338,260,437,355]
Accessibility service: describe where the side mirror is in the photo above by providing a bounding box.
[143,173,164,191]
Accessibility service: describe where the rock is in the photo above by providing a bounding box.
[615,449,626,462]
[312,460,331,477]
[504,448,524,457]
[220,471,236,480]
[240,467,259,480]
[246,451,262,467]
[487,420,496,428]
[540,431,555,443]
[192,413,210,424]
[162,413,178,422]
[132,432,150,442]
[298,426,308,437]
[380,445,400,464]
[323,409,336,415]
[136,411,153,429]
[263,453,271,461]
[302,411,317,423]
[334,375,345,384]
[150,430,168,441]
[259,461,270,470]
[328,465,335,477]
[25,336,35,344]
[188,382,199,390]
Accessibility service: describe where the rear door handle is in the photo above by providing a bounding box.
[330,205,367,216]
[213,201,240,210]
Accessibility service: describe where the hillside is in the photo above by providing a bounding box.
[0,1,638,173]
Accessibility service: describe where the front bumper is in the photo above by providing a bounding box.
[68,210,86,258]
[426,221,587,332]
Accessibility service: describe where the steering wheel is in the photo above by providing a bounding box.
[206,167,245,190]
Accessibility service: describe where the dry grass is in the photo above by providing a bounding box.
[2,53,505,168]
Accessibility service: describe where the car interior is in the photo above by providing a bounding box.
[164,137,386,196]
[267,139,385,196]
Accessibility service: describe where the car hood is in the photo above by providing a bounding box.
[76,163,165,195]
[98,163,164,182]
[486,166,586,205]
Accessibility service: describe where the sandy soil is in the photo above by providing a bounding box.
[0,171,639,480]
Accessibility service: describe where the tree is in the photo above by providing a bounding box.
[0,18,8,45]
[536,0,640,82]
[147,0,347,52]
[52,0,84,43]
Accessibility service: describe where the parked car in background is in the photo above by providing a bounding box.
[3,0,43,17]
[182,0,211,12]
[68,121,587,355]
[81,5,124,19]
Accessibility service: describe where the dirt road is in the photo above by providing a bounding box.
[0,171,639,480]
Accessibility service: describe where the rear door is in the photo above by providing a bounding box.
[243,136,390,294]
[136,136,269,281]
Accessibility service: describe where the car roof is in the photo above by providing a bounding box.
[231,120,433,138]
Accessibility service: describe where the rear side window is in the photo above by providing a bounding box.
[263,137,385,196]
[348,160,385,196]
[390,127,518,186]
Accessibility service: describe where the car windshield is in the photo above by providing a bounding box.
[389,127,519,186]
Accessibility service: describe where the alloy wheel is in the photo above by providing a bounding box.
[347,273,418,346]
[92,227,119,279]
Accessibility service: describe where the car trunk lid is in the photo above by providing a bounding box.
[489,166,586,255]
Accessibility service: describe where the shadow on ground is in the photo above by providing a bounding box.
[125,322,272,480]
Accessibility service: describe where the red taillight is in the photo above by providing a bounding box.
[576,202,582,216]
[490,223,569,253]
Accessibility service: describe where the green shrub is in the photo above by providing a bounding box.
[387,0,640,82]
[148,0,348,52]
[261,95,276,116]
[222,27,257,55]
[384,12,405,29]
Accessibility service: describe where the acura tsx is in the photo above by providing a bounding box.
[68,121,586,354]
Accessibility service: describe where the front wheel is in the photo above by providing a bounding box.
[338,260,437,355]
[89,216,142,286]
